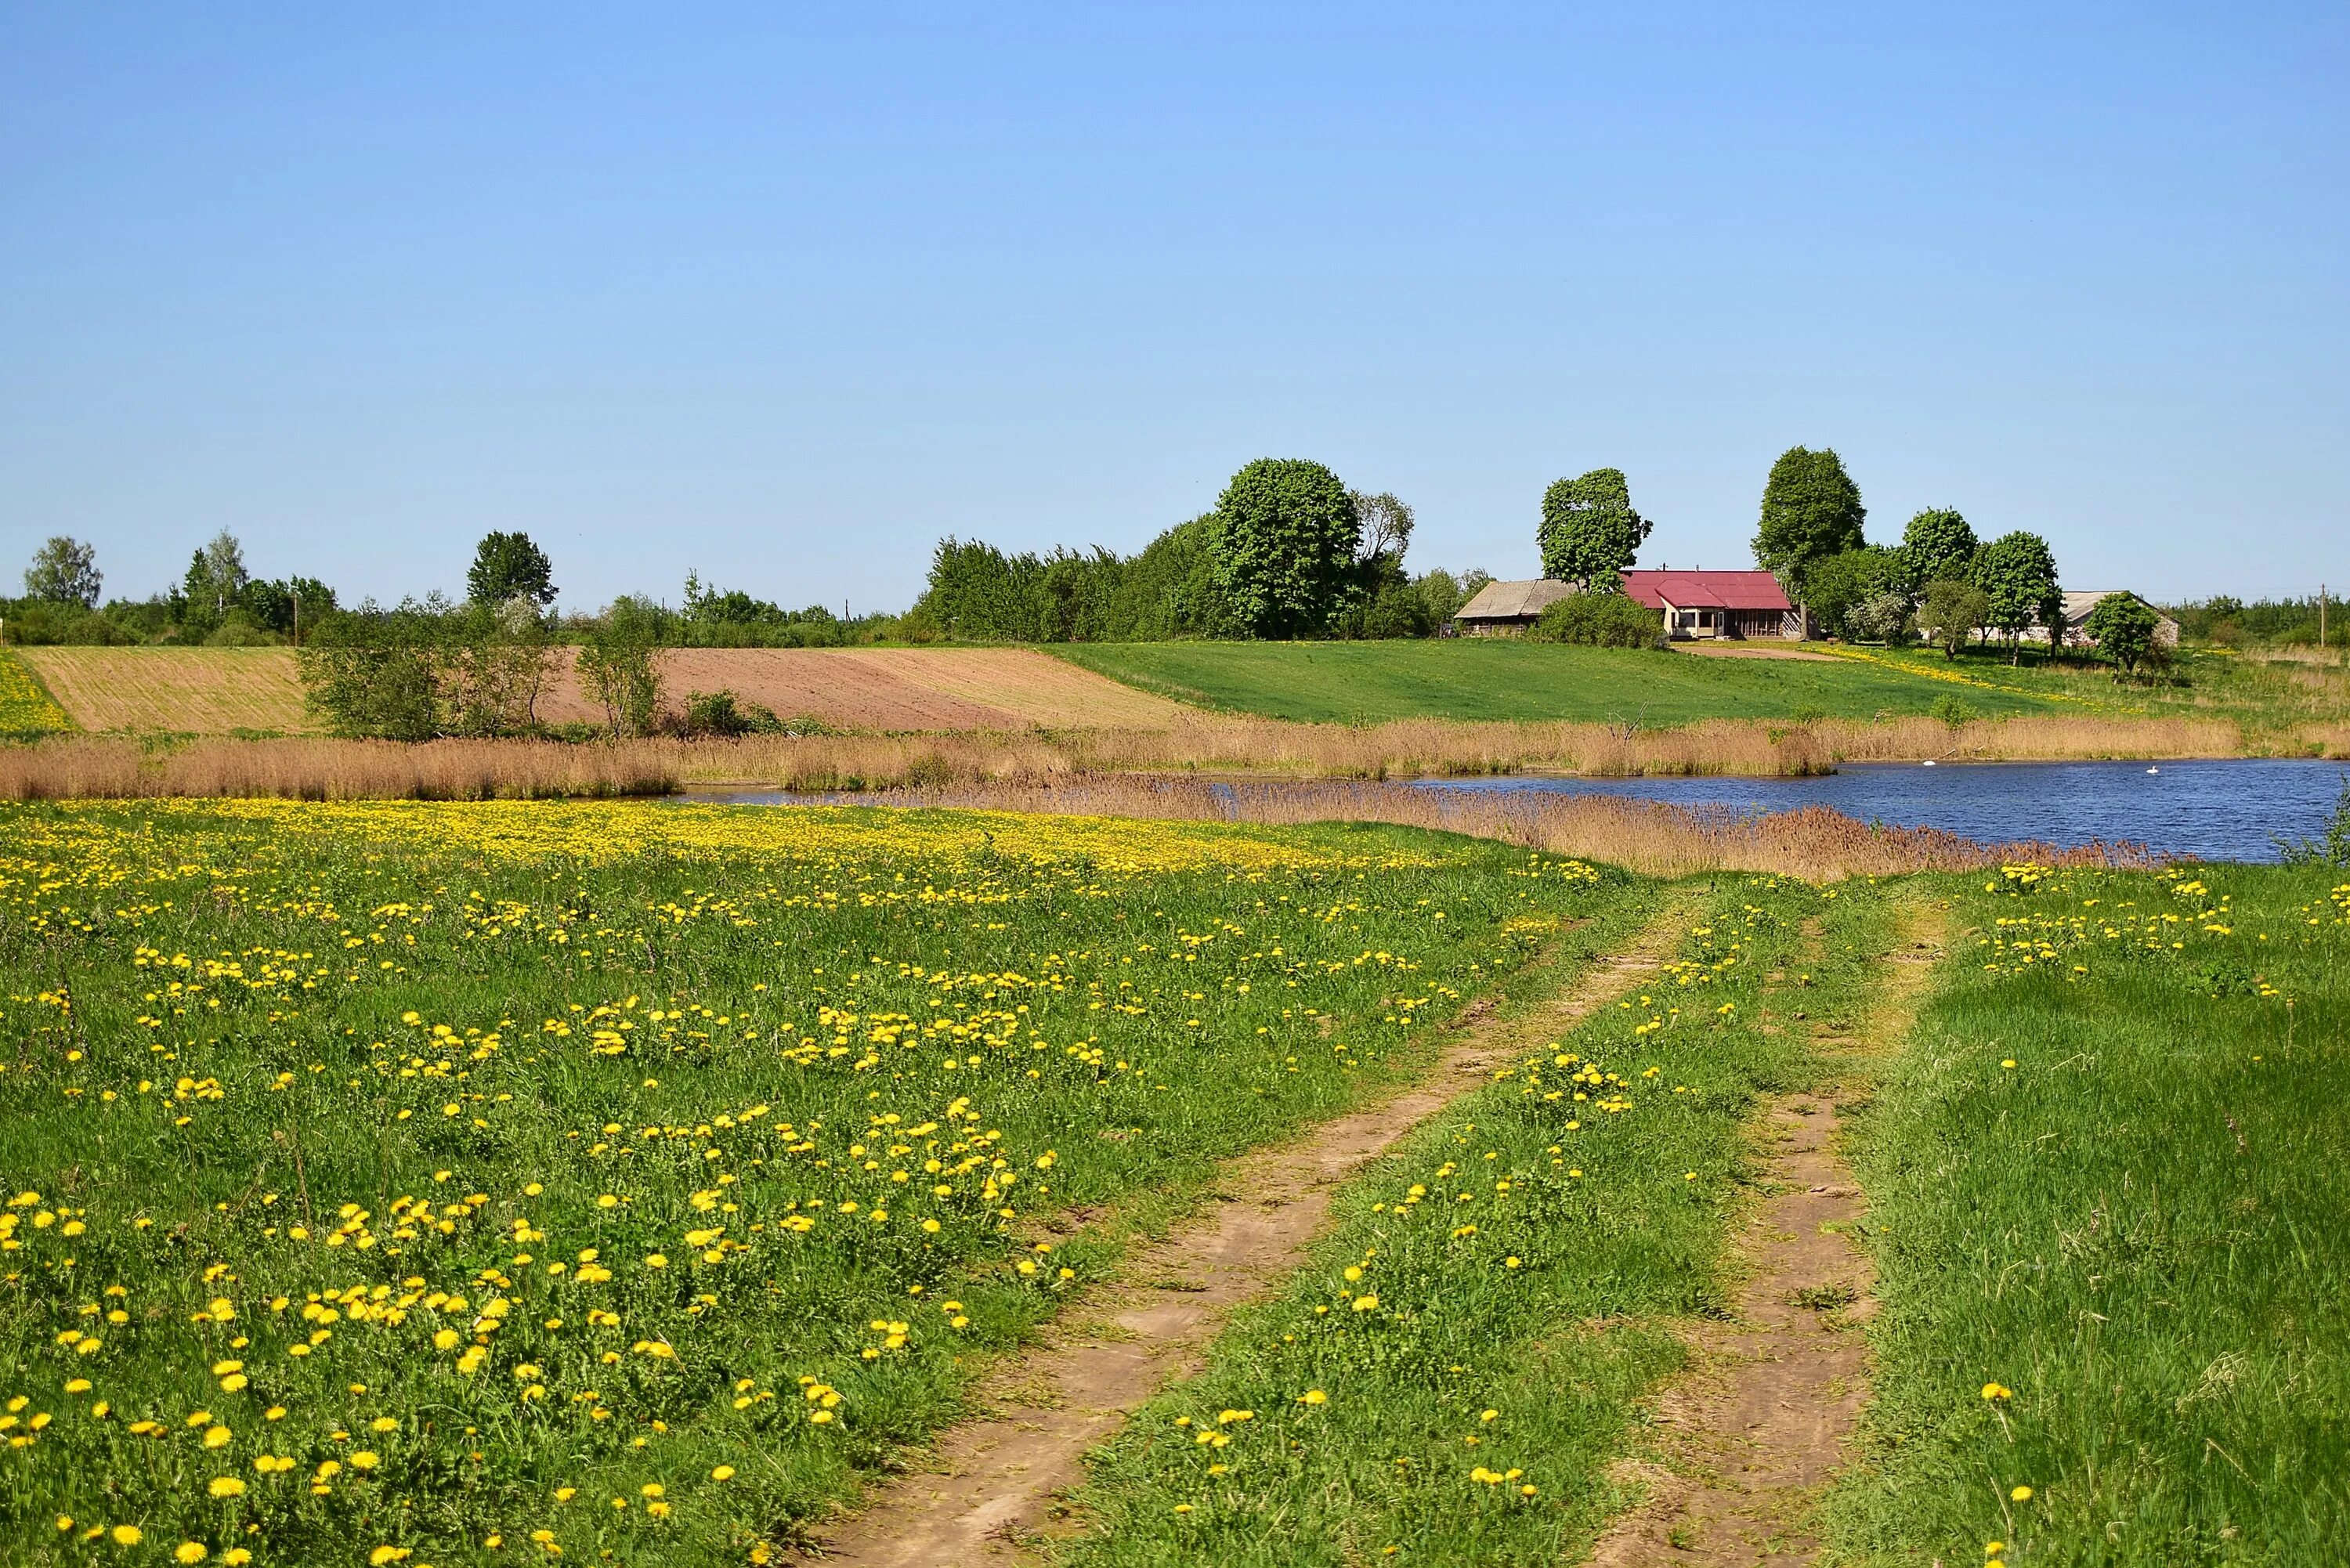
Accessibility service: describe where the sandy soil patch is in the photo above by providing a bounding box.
[536,647,1191,731]
[15,647,316,733]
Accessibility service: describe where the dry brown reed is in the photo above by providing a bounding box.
[0,711,2254,804]
[849,775,2166,881]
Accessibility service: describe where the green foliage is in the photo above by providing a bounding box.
[1526,591,1665,649]
[0,597,136,645]
[2174,594,2337,649]
[2276,776,2350,868]
[578,596,664,736]
[467,530,559,608]
[22,535,101,608]
[678,688,783,738]
[1894,508,1977,596]
[1846,591,1915,645]
[1930,693,1981,725]
[1209,459,1363,639]
[1917,580,1990,660]
[1804,547,1900,639]
[1537,468,1651,592]
[1350,490,1416,562]
[1753,446,1867,600]
[297,602,446,740]
[180,530,251,628]
[1972,531,2063,658]
[2081,592,2162,677]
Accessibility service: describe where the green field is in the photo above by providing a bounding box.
[1053,641,2066,724]
[0,798,1632,1566]
[5,797,2346,1566]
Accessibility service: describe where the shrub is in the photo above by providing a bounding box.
[678,688,783,738]
[1527,592,1664,649]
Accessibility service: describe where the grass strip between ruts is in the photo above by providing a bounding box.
[1055,874,1904,1566]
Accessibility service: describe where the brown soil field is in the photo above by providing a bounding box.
[533,647,1194,731]
[14,646,316,733]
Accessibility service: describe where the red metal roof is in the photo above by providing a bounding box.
[1621,569,1793,612]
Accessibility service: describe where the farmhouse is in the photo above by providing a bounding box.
[1622,569,1808,640]
[1451,578,1575,636]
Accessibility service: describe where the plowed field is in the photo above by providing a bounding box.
[16,645,1188,734]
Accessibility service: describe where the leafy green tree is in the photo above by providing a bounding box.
[1895,508,1977,597]
[466,531,558,608]
[23,537,101,608]
[1526,592,1665,648]
[1973,531,2062,663]
[1537,468,1651,592]
[578,596,664,736]
[1753,446,1866,601]
[1918,580,1990,660]
[1350,490,1415,564]
[440,598,555,735]
[1209,459,1361,638]
[1846,591,1915,645]
[183,531,250,622]
[296,601,443,739]
[1803,547,1900,639]
[2083,592,2162,677]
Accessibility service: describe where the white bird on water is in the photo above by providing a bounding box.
[2148,766,2160,775]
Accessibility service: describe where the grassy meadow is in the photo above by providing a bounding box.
[0,798,1633,1566]
[1053,641,2068,724]
[1826,862,2350,1564]
[1059,874,1904,1566]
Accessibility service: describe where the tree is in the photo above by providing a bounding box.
[1895,508,1977,598]
[1753,446,1866,602]
[1846,591,1915,645]
[24,537,101,608]
[2083,592,2162,677]
[578,596,664,736]
[1973,531,2062,663]
[184,531,250,620]
[1803,547,1900,640]
[1918,580,1990,660]
[1350,491,1415,564]
[1208,459,1361,639]
[441,598,555,735]
[467,531,558,608]
[295,601,443,740]
[1538,468,1651,592]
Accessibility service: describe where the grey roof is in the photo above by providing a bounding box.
[2057,589,2176,627]
[1454,578,1574,620]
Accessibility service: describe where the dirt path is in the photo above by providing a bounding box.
[806,896,1700,1566]
[1586,899,1948,1568]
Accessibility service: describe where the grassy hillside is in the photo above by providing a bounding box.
[1054,641,2066,724]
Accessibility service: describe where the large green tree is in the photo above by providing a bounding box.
[23,536,101,608]
[1537,468,1651,592]
[467,530,558,608]
[1753,446,1866,602]
[1895,508,1977,597]
[1208,459,1361,638]
[2082,592,2161,677]
[1973,530,2063,662]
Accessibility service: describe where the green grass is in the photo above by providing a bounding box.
[1051,641,2063,724]
[1054,874,1906,1566]
[1827,864,2350,1563]
[0,650,72,736]
[0,798,1641,1567]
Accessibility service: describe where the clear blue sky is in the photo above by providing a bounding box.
[3,2,2343,613]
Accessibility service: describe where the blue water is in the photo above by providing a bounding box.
[1414,758,2348,863]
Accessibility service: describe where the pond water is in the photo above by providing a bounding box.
[1415,758,2348,863]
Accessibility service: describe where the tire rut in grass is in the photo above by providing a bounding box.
[1586,897,1948,1568]
[804,898,1701,1566]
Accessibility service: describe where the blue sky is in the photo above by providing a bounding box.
[3,3,2344,613]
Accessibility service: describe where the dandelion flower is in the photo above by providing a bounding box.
[2010,1485,2033,1501]
[175,1545,208,1564]
[113,1526,144,1546]
[208,1478,246,1498]
[1296,1390,1326,1405]
[710,1465,736,1480]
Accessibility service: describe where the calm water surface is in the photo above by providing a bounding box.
[1415,758,2347,862]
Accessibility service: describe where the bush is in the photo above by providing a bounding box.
[1846,591,1915,645]
[1526,592,1664,649]
[677,688,783,738]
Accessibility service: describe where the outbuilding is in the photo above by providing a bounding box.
[1622,569,1808,640]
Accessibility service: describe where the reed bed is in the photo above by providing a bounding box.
[0,711,2255,804]
[850,775,2165,881]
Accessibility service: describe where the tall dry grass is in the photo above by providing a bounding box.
[848,775,2165,880]
[0,711,2254,804]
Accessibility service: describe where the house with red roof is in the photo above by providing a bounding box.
[1621,569,1808,640]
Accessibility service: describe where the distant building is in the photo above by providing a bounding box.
[2018,590,2181,648]
[1622,569,1807,640]
[1451,578,1576,636]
